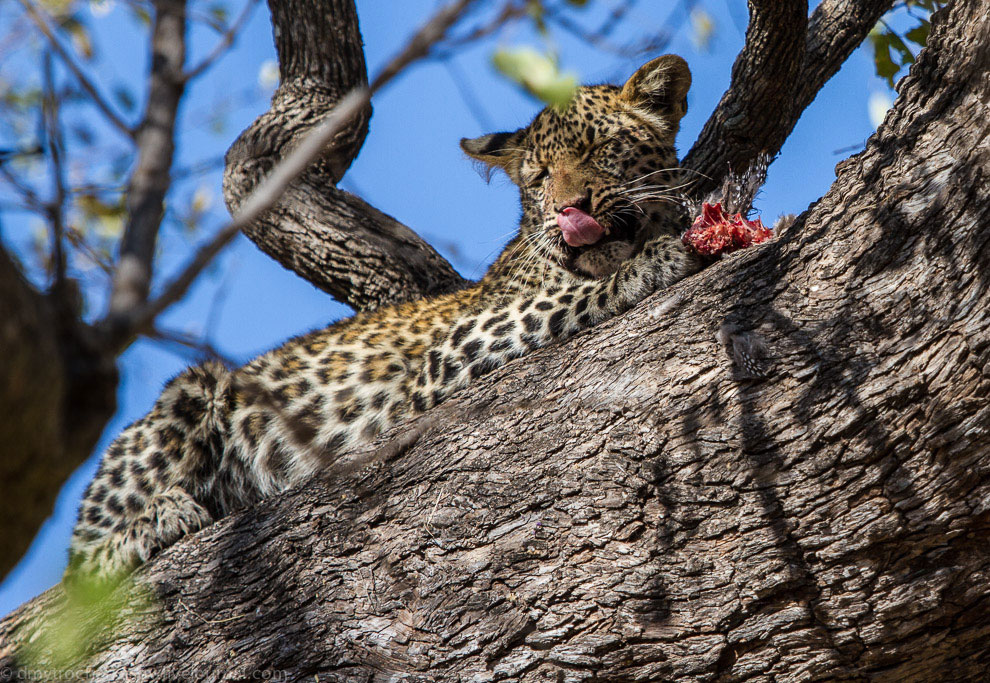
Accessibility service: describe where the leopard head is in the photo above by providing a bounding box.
[463,55,692,279]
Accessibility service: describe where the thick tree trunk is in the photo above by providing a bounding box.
[1,1,987,680]
[0,249,117,579]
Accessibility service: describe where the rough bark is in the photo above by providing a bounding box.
[0,249,66,573]
[0,0,904,574]
[2,1,988,679]
[222,0,467,312]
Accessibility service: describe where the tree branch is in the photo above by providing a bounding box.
[797,0,897,113]
[681,0,895,197]
[15,0,135,140]
[681,0,808,196]
[3,3,989,678]
[105,0,187,321]
[110,88,370,344]
[106,0,491,345]
[40,50,68,296]
[0,246,66,579]
[183,0,261,82]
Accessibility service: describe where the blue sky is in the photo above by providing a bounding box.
[0,0,895,614]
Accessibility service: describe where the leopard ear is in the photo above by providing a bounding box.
[621,55,691,123]
[460,130,526,175]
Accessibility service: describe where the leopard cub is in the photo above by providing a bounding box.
[68,55,699,581]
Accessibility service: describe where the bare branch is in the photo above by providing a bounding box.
[681,0,896,198]
[106,0,187,320]
[15,0,135,140]
[681,0,808,197]
[798,0,897,112]
[115,0,503,343]
[431,1,529,56]
[117,0,492,342]
[183,0,261,82]
[41,50,68,294]
[225,0,511,312]
[108,88,362,342]
[147,325,235,366]
[545,9,670,59]
[369,0,479,91]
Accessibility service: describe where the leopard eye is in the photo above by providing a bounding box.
[521,164,547,187]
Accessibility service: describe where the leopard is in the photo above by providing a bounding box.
[67,54,700,583]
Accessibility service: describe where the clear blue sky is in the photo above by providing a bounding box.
[0,0,895,614]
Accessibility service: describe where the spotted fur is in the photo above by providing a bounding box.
[68,55,700,582]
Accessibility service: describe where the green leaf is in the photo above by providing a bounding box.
[869,30,900,88]
[886,30,914,65]
[905,21,930,48]
[492,47,577,110]
[62,16,95,60]
[690,8,715,52]
[20,575,155,674]
[525,0,547,34]
[128,4,150,26]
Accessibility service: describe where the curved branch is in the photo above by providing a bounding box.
[223,0,468,312]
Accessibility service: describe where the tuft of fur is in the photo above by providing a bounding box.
[718,324,771,380]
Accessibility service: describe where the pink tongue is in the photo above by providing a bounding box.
[557,207,605,247]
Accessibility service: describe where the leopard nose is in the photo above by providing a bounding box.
[555,190,591,214]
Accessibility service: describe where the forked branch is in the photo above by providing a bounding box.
[682,0,895,195]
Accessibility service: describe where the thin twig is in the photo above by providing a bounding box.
[65,226,114,275]
[545,11,669,58]
[441,57,494,131]
[0,165,46,213]
[433,0,527,53]
[148,325,236,365]
[16,0,135,139]
[172,156,227,181]
[370,0,479,91]
[183,0,261,81]
[41,49,68,292]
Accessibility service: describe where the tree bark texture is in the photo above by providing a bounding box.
[2,1,988,680]
[0,0,901,577]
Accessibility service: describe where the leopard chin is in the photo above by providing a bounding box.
[572,241,637,278]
